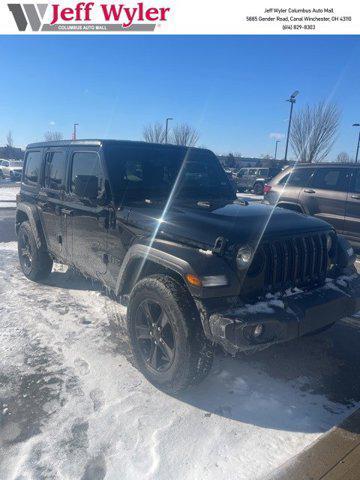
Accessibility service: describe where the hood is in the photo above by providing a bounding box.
[126,201,332,249]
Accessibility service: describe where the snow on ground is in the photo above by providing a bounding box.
[0,241,359,480]
[236,192,264,203]
[0,184,18,208]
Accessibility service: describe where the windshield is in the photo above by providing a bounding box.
[104,144,235,204]
[9,160,22,167]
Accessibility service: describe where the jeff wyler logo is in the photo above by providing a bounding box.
[8,2,171,31]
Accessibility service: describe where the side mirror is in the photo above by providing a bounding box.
[74,175,98,201]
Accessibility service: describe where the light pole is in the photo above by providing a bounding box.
[274,140,280,160]
[165,117,173,144]
[284,90,299,162]
[73,123,79,140]
[353,123,360,163]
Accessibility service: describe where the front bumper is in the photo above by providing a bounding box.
[208,273,360,354]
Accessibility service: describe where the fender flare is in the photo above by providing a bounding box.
[115,239,241,300]
[16,203,44,249]
[115,243,194,297]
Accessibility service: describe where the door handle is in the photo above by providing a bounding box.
[61,208,73,216]
[304,189,315,194]
[351,194,360,200]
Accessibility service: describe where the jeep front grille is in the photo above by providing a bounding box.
[248,233,329,294]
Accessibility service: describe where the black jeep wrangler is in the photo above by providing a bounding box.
[16,140,360,392]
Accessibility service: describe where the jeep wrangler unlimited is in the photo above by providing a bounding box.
[16,140,360,392]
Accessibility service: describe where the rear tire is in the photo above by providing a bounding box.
[18,221,53,282]
[127,274,214,393]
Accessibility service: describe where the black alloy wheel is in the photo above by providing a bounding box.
[134,299,175,373]
[19,229,33,275]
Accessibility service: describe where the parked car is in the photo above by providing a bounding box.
[0,159,23,181]
[265,163,360,248]
[0,160,5,179]
[16,141,360,392]
[235,167,283,194]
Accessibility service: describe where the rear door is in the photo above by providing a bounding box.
[269,167,315,206]
[298,166,350,232]
[343,167,360,244]
[37,147,68,260]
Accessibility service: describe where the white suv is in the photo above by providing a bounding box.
[0,159,23,181]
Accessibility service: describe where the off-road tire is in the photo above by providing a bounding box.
[253,182,264,195]
[127,274,214,393]
[18,221,53,282]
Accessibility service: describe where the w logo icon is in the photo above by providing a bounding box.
[8,4,48,31]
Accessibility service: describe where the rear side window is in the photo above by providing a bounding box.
[24,150,42,185]
[310,167,349,192]
[278,173,290,185]
[44,151,67,191]
[285,168,315,187]
[70,152,104,196]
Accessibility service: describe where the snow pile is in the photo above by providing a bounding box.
[0,242,358,480]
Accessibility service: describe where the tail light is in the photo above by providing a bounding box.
[263,184,272,194]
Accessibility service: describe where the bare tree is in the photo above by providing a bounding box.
[290,102,340,163]
[336,152,351,163]
[44,131,63,141]
[171,123,199,147]
[143,122,166,143]
[6,130,14,147]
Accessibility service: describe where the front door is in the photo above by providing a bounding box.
[37,148,68,261]
[65,149,109,281]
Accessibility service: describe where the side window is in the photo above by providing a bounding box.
[70,152,103,198]
[248,169,257,175]
[24,150,42,185]
[44,151,67,191]
[278,173,290,185]
[311,168,348,192]
[287,168,314,187]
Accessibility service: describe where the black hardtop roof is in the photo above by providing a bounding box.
[26,139,211,153]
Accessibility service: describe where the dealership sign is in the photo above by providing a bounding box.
[8,2,171,31]
[2,0,359,34]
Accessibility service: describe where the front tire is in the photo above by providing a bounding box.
[18,221,53,281]
[127,275,214,393]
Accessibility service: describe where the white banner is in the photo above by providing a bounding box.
[0,0,359,34]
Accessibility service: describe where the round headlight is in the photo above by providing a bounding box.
[236,245,253,269]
